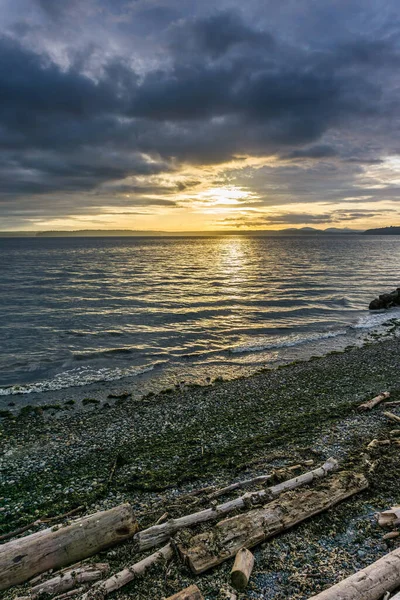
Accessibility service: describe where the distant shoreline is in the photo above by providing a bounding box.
[0,225,399,237]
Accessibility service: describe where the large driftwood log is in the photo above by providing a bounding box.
[165,585,204,599]
[178,473,367,574]
[307,545,400,599]
[81,543,173,599]
[358,391,390,411]
[230,548,254,591]
[133,458,338,552]
[0,504,137,591]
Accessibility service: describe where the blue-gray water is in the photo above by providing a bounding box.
[1,235,400,404]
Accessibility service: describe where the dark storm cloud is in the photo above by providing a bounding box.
[283,145,339,160]
[1,0,400,225]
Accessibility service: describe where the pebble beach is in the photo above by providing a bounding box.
[2,334,400,599]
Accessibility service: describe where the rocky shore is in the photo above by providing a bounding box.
[2,336,400,599]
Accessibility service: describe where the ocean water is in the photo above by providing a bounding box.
[1,235,400,404]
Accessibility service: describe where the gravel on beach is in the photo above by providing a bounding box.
[1,336,400,599]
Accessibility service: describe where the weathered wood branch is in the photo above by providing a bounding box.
[81,543,173,599]
[307,545,400,599]
[358,391,390,411]
[384,411,400,424]
[133,458,338,552]
[178,472,367,574]
[82,544,174,600]
[0,504,138,591]
[165,584,204,599]
[230,548,254,591]
[15,563,110,599]
[207,474,273,500]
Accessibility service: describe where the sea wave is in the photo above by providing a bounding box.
[0,361,164,396]
[352,308,400,329]
[72,347,136,360]
[231,330,348,354]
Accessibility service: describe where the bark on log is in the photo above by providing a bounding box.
[384,412,400,424]
[81,543,173,599]
[307,545,400,599]
[230,548,254,591]
[178,472,367,574]
[165,584,204,599]
[358,391,390,411]
[0,504,137,591]
[133,458,338,552]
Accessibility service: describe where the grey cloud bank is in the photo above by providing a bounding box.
[1,0,400,228]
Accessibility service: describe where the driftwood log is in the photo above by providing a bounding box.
[382,531,400,540]
[134,458,338,552]
[16,564,109,600]
[230,548,254,591]
[307,545,400,599]
[384,412,400,424]
[358,391,390,411]
[378,506,400,528]
[0,504,138,591]
[178,472,367,574]
[165,585,204,599]
[81,543,173,599]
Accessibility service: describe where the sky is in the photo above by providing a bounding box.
[1,0,400,231]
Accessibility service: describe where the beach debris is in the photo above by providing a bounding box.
[230,548,254,591]
[390,430,400,437]
[81,544,173,599]
[382,593,391,600]
[390,592,400,600]
[358,391,390,411]
[382,531,400,540]
[378,506,400,528]
[156,512,169,525]
[367,439,391,449]
[134,458,338,553]
[177,472,367,574]
[307,544,400,599]
[207,473,273,500]
[384,412,400,424]
[15,563,109,600]
[185,460,313,501]
[384,401,400,407]
[0,504,138,591]
[165,584,204,599]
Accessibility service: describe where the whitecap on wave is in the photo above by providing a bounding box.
[0,361,164,396]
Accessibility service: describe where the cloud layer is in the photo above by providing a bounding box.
[1,0,400,229]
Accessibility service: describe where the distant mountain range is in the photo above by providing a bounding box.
[0,226,399,237]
